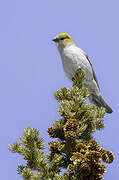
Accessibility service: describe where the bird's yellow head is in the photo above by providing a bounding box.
[52,33,74,52]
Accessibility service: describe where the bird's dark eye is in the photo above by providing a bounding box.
[60,37,66,40]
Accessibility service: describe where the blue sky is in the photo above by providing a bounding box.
[0,0,118,179]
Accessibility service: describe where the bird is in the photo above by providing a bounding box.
[52,33,112,113]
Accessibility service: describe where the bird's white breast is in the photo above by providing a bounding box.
[60,45,93,82]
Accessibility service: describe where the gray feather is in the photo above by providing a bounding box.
[85,55,100,90]
[89,94,113,113]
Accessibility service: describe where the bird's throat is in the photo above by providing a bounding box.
[63,39,74,47]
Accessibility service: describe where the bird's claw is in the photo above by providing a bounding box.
[76,68,82,76]
[72,68,82,82]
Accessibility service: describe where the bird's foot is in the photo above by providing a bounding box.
[72,68,85,88]
[76,68,82,76]
[72,68,82,81]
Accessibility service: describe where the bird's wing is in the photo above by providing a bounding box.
[85,54,100,90]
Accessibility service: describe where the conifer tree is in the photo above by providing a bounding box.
[9,70,114,180]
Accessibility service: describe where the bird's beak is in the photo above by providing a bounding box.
[52,38,58,42]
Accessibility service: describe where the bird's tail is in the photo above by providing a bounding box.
[89,94,113,113]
